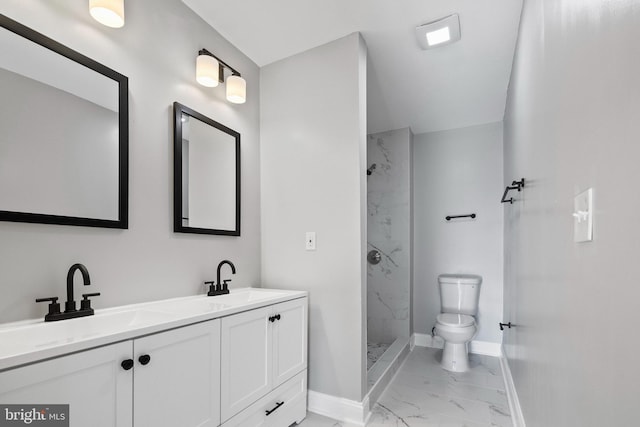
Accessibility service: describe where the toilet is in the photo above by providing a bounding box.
[434,274,482,372]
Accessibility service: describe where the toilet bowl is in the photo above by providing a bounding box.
[435,274,482,372]
[435,313,477,372]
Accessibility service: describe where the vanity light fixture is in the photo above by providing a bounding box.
[196,49,246,104]
[196,53,219,87]
[89,0,125,28]
[415,13,461,50]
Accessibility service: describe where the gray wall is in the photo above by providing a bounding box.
[367,128,412,346]
[413,123,504,343]
[260,33,368,401]
[0,0,261,323]
[503,0,640,425]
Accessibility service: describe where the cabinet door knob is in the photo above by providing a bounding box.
[138,354,151,365]
[275,314,281,321]
[268,315,276,323]
[121,359,134,370]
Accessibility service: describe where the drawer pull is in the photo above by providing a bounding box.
[265,401,284,416]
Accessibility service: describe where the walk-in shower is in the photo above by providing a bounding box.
[366,129,412,393]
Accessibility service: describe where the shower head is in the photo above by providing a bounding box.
[366,164,377,176]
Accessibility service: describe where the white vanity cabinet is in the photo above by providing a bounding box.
[0,341,133,427]
[220,297,308,425]
[0,319,221,427]
[0,288,308,427]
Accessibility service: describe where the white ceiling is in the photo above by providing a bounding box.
[183,0,523,135]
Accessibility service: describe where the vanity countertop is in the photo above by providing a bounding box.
[0,287,307,371]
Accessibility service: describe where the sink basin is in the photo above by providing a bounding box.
[157,298,232,315]
[212,289,287,306]
[0,309,176,356]
[155,289,287,315]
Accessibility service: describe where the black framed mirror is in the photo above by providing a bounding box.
[173,102,240,236]
[0,15,128,229]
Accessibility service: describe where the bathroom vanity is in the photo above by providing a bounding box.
[0,288,308,427]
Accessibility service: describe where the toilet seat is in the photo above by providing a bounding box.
[436,313,475,327]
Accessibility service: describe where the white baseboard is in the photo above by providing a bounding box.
[307,390,369,426]
[469,340,503,357]
[412,333,502,357]
[500,347,526,427]
[414,332,440,348]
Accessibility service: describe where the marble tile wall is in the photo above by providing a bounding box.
[367,128,411,346]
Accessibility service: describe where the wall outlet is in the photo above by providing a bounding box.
[574,188,593,242]
[305,232,316,251]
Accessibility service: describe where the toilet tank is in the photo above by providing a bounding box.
[438,274,482,315]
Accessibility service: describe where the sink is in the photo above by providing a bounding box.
[0,309,177,356]
[156,289,287,315]
[212,289,287,306]
[157,298,232,315]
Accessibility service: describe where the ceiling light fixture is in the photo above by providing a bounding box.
[89,0,125,28]
[416,14,461,50]
[196,49,246,104]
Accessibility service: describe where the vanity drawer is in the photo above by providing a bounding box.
[222,370,307,427]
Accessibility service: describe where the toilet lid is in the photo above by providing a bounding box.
[437,313,475,327]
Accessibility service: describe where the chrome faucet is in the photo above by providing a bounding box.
[206,260,236,296]
[36,263,100,322]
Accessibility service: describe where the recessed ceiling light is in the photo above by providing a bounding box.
[416,14,461,50]
[426,27,451,46]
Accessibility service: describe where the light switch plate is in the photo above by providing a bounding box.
[574,188,593,242]
[305,232,316,251]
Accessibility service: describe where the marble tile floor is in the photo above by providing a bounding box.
[368,342,391,371]
[298,347,512,427]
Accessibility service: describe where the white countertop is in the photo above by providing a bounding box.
[0,287,307,371]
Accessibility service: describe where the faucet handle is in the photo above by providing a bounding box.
[81,293,100,311]
[36,297,61,317]
[205,281,218,296]
[222,279,231,292]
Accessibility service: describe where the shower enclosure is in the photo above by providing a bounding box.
[366,128,412,390]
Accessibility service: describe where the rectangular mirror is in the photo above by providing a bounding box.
[173,102,240,236]
[0,15,128,229]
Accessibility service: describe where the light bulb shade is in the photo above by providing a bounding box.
[226,75,246,104]
[89,0,125,28]
[196,54,219,87]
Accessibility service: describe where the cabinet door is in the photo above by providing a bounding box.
[0,341,133,427]
[220,306,272,422]
[272,298,308,388]
[133,319,220,427]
